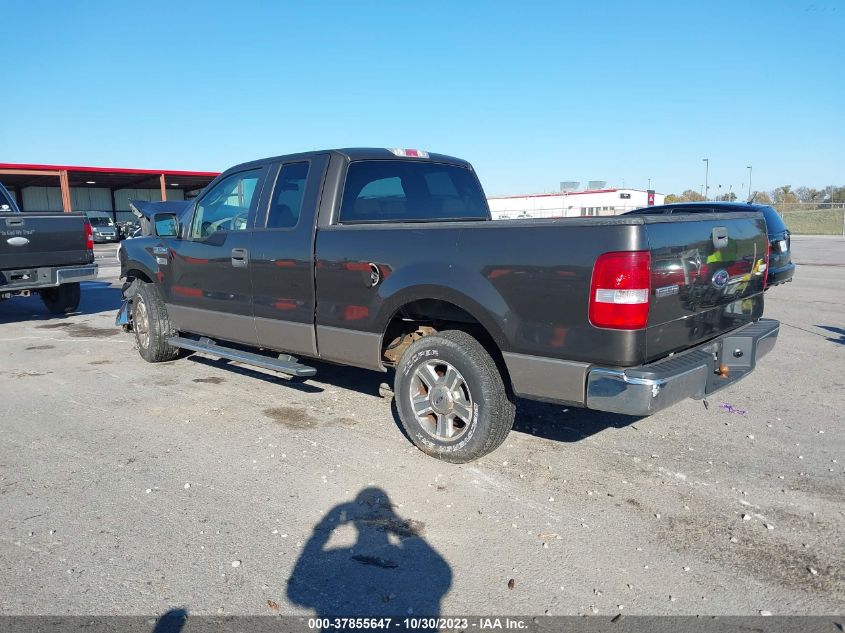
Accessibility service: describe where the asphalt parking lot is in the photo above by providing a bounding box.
[1,237,843,617]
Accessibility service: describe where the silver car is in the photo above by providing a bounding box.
[87,216,119,243]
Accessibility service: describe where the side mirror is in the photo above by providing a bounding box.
[154,213,180,238]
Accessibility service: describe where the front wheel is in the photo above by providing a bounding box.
[40,282,81,314]
[133,282,179,363]
[394,330,515,463]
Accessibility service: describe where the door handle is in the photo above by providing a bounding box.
[231,248,249,268]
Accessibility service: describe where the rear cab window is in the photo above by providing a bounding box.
[339,161,489,223]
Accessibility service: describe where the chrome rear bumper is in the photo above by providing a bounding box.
[585,318,779,416]
[1,264,97,291]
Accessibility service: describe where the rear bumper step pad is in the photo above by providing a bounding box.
[585,318,779,416]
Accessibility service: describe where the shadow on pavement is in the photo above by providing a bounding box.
[816,324,845,346]
[151,608,188,633]
[512,397,642,443]
[188,353,639,445]
[287,487,451,623]
[0,280,123,324]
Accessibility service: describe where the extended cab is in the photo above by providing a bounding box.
[118,149,779,462]
[1,181,97,314]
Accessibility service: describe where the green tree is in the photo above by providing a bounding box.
[795,186,820,203]
[681,189,706,201]
[754,191,773,204]
[772,185,798,204]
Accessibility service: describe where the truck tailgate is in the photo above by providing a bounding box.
[0,213,91,270]
[644,212,769,362]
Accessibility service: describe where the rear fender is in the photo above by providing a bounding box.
[374,261,511,351]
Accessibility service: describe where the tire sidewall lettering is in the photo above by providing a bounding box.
[403,346,481,452]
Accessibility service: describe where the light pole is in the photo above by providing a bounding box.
[702,158,709,199]
[746,166,752,200]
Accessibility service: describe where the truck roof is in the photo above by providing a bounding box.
[224,148,472,176]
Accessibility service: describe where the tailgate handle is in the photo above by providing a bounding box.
[5,218,24,227]
[711,226,728,250]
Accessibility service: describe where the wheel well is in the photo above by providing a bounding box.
[125,268,153,284]
[381,299,512,392]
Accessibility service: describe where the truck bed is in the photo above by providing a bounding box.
[1,212,93,271]
[315,211,768,368]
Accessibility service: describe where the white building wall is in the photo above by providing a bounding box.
[488,190,665,219]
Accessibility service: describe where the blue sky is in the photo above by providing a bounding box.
[2,0,842,195]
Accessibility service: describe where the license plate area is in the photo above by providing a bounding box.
[705,334,756,394]
[9,269,35,282]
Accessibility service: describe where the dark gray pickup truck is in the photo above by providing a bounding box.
[1,182,97,313]
[118,148,779,462]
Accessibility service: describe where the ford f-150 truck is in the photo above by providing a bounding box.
[1,181,97,313]
[118,149,779,462]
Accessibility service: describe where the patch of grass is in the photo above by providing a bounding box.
[782,209,844,235]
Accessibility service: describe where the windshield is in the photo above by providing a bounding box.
[88,216,114,227]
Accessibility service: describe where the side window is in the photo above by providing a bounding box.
[191,169,261,239]
[266,162,310,229]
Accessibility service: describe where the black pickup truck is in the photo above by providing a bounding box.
[1,182,97,313]
[118,148,779,462]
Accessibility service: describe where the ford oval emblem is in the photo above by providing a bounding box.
[6,236,30,247]
[711,269,729,289]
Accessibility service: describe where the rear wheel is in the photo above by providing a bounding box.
[133,282,179,362]
[40,282,81,314]
[394,330,515,463]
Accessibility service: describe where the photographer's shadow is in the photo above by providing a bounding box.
[287,487,451,621]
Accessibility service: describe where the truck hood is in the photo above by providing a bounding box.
[129,199,192,220]
[129,199,192,237]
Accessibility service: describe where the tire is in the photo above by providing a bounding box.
[394,330,516,463]
[133,282,179,363]
[41,282,81,314]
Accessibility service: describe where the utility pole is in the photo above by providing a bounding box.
[747,165,753,200]
[702,158,709,200]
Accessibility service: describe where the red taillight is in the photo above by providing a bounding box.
[589,251,651,329]
[389,148,429,158]
[84,221,94,250]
